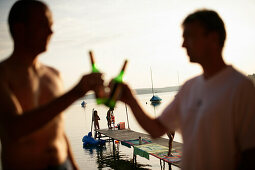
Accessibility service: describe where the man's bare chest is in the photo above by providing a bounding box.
[9,73,61,111]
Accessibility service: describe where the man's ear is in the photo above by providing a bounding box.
[208,32,220,48]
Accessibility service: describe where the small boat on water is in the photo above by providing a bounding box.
[150,67,162,104]
[81,100,86,108]
[150,95,162,103]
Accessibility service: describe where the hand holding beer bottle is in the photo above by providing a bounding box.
[89,50,106,104]
[105,60,128,109]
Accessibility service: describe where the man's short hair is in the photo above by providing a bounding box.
[182,9,226,48]
[8,0,48,38]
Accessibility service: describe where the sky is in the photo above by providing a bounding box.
[0,0,255,90]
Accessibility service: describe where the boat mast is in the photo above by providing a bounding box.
[150,67,155,96]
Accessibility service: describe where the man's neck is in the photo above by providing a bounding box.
[10,46,39,69]
[202,54,227,80]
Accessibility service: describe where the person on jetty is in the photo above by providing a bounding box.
[93,110,100,130]
[0,0,104,170]
[111,110,115,129]
[93,110,100,138]
[119,9,255,170]
[106,108,113,129]
[167,131,175,156]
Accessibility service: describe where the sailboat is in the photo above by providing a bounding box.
[150,67,162,104]
[81,100,86,108]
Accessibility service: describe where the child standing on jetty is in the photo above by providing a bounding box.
[106,108,113,129]
[93,110,100,130]
[167,131,175,156]
[93,110,100,138]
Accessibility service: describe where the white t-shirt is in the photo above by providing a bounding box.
[158,66,255,170]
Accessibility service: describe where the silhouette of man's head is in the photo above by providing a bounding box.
[182,9,226,49]
[8,0,53,54]
[182,9,226,64]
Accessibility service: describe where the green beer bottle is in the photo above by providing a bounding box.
[89,51,100,73]
[105,60,128,109]
[89,51,105,104]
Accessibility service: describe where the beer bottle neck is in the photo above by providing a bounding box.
[92,64,100,73]
[114,70,124,82]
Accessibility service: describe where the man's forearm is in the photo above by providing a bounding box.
[5,85,87,140]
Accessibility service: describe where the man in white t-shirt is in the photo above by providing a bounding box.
[120,9,255,170]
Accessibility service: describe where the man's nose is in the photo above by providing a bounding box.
[48,27,53,35]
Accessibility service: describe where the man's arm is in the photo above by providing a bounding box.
[120,84,167,138]
[0,73,103,141]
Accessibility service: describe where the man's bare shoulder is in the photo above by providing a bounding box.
[41,64,61,78]
[39,63,64,94]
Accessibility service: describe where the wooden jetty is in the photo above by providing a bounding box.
[96,128,182,168]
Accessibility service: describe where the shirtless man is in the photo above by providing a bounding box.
[0,1,104,169]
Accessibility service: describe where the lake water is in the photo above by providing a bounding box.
[0,92,182,170]
[65,92,182,170]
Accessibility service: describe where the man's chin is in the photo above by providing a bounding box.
[187,53,195,63]
[40,46,48,53]
[189,57,196,63]
[34,47,47,56]
[189,59,202,65]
